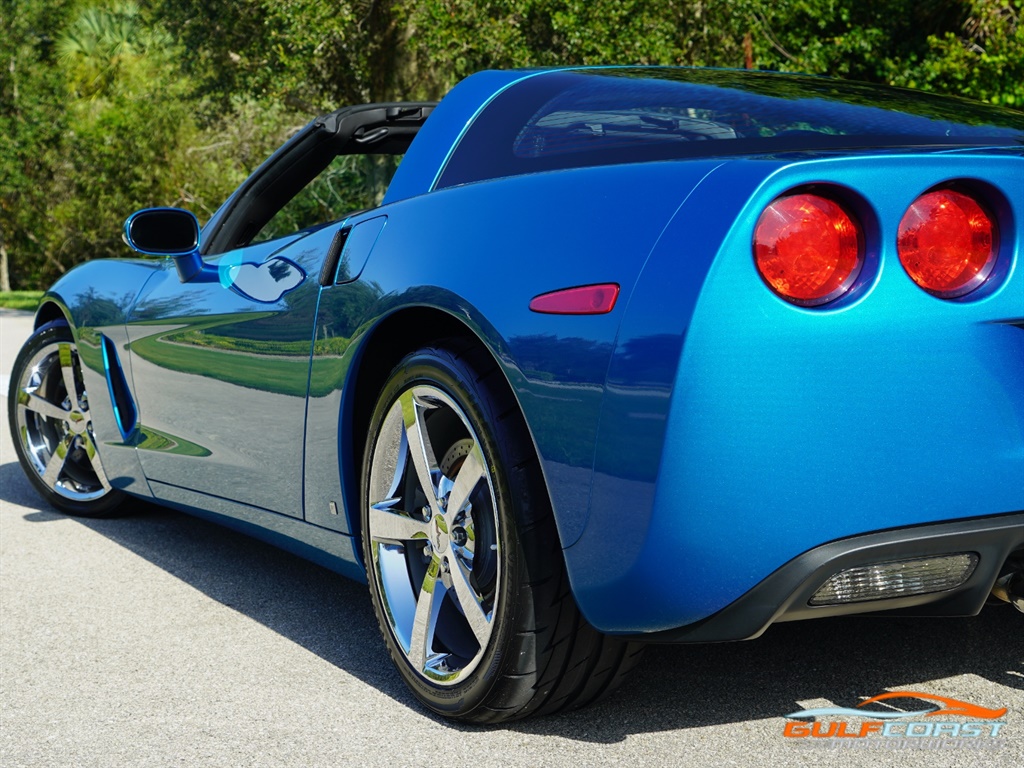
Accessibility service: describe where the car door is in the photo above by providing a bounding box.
[125,230,331,516]
[120,103,434,517]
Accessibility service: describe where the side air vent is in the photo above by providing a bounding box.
[101,334,138,440]
[320,226,350,286]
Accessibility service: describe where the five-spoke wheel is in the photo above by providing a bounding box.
[366,384,500,685]
[8,321,123,516]
[363,342,642,722]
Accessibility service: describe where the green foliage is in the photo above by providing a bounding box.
[895,1,1024,108]
[1,0,75,288]
[2,0,185,285]
[749,0,1023,106]
[404,1,752,93]
[1,0,1020,291]
[153,0,407,107]
[1,0,311,289]
[255,155,399,242]
[57,1,174,99]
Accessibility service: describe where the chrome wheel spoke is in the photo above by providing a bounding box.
[81,432,113,491]
[400,390,442,515]
[17,390,68,422]
[58,343,80,404]
[447,555,491,647]
[369,502,430,543]
[41,432,75,488]
[447,448,484,516]
[409,557,441,670]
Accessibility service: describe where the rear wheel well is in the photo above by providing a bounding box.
[348,309,512,544]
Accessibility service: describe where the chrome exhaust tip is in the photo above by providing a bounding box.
[990,571,1024,613]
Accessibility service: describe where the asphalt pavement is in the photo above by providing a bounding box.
[2,307,1022,767]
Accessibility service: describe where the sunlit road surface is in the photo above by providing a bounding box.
[2,308,1021,767]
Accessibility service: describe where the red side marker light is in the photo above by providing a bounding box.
[753,193,863,306]
[529,283,620,315]
[897,188,998,298]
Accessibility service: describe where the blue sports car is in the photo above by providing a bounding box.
[8,67,1024,722]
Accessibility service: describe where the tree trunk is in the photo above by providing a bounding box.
[0,239,11,292]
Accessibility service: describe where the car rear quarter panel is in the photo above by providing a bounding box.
[568,151,1024,633]
[304,159,724,543]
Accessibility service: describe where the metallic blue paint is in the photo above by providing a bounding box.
[37,259,161,497]
[383,69,548,204]
[27,68,1024,633]
[335,216,387,284]
[570,151,1023,631]
[149,479,365,583]
[124,231,329,518]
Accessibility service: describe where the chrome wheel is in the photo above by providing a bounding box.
[12,330,114,505]
[363,343,641,722]
[367,384,500,685]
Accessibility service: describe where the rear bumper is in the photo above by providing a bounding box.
[628,511,1024,643]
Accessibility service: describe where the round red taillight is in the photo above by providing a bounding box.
[753,193,863,306]
[897,189,998,298]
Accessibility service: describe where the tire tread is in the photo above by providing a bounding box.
[432,340,643,723]
[364,339,642,724]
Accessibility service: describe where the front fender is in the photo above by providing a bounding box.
[37,258,165,498]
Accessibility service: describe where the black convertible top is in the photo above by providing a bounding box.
[203,103,435,254]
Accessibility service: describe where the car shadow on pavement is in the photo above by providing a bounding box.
[3,461,1021,741]
[0,458,50,510]
[510,604,1023,742]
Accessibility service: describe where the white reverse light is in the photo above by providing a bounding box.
[809,554,979,606]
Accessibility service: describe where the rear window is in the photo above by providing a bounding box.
[436,68,1024,189]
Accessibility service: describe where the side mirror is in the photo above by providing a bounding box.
[123,208,204,282]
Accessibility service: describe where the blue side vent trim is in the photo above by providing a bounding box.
[101,334,138,441]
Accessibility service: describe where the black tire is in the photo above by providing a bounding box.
[8,320,125,517]
[361,340,643,723]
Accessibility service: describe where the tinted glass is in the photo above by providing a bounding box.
[437,69,1024,188]
[253,153,401,243]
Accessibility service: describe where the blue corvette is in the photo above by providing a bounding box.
[8,67,1024,722]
